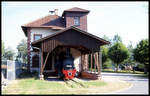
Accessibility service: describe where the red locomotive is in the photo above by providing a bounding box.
[55,48,77,80]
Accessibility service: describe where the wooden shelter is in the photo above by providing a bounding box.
[31,26,109,80]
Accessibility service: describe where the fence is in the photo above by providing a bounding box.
[1,60,23,80]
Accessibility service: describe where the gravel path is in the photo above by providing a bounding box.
[101,72,149,95]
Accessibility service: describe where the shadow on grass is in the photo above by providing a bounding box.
[18,70,39,80]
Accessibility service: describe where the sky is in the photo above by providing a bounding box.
[2,1,149,52]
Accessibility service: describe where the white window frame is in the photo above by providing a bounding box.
[74,17,80,26]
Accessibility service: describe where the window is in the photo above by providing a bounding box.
[34,34,42,41]
[74,17,80,26]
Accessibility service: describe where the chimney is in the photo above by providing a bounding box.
[54,9,58,15]
[49,9,58,15]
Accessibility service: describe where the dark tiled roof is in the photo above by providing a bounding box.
[21,15,65,36]
[21,7,90,36]
[62,7,90,16]
[64,7,90,12]
[22,15,65,28]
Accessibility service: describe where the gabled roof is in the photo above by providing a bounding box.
[62,7,90,16]
[21,7,90,36]
[64,7,90,12]
[32,26,110,46]
[21,15,65,36]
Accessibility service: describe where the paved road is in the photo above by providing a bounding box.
[101,72,149,95]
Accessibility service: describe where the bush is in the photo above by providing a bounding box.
[102,59,112,69]
[136,64,144,71]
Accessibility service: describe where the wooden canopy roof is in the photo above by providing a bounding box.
[32,26,110,53]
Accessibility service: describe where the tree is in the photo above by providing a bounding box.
[101,46,109,69]
[103,59,112,69]
[2,41,5,57]
[102,35,111,47]
[108,42,129,72]
[112,34,122,45]
[133,39,149,74]
[101,46,108,64]
[16,39,28,63]
[101,35,113,69]
[3,46,15,60]
[126,41,137,73]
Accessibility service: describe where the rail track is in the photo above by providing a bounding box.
[64,79,86,88]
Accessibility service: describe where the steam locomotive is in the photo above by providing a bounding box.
[55,48,77,80]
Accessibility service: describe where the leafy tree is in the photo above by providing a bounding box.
[108,42,129,72]
[125,41,137,73]
[101,46,108,64]
[102,59,112,69]
[16,39,28,63]
[4,46,15,60]
[2,41,5,57]
[133,39,149,74]
[102,35,111,47]
[101,46,110,69]
[112,34,122,45]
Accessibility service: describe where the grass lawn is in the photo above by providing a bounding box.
[2,77,131,95]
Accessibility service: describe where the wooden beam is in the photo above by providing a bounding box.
[99,51,102,75]
[97,52,101,75]
[82,54,85,71]
[96,52,100,74]
[91,53,93,72]
[94,53,97,72]
[52,53,55,71]
[86,54,89,71]
[81,53,83,72]
[42,52,50,73]
[40,51,43,75]
[84,54,88,71]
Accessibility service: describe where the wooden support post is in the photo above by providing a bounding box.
[95,52,98,73]
[84,54,88,71]
[52,53,55,71]
[86,54,89,71]
[42,52,50,72]
[96,52,100,74]
[98,51,102,75]
[40,51,43,74]
[94,53,97,72]
[91,53,93,72]
[83,54,85,71]
[40,51,44,80]
[81,53,84,72]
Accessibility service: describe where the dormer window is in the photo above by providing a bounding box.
[74,17,80,26]
[34,34,42,41]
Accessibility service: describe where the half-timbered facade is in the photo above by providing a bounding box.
[21,7,110,80]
